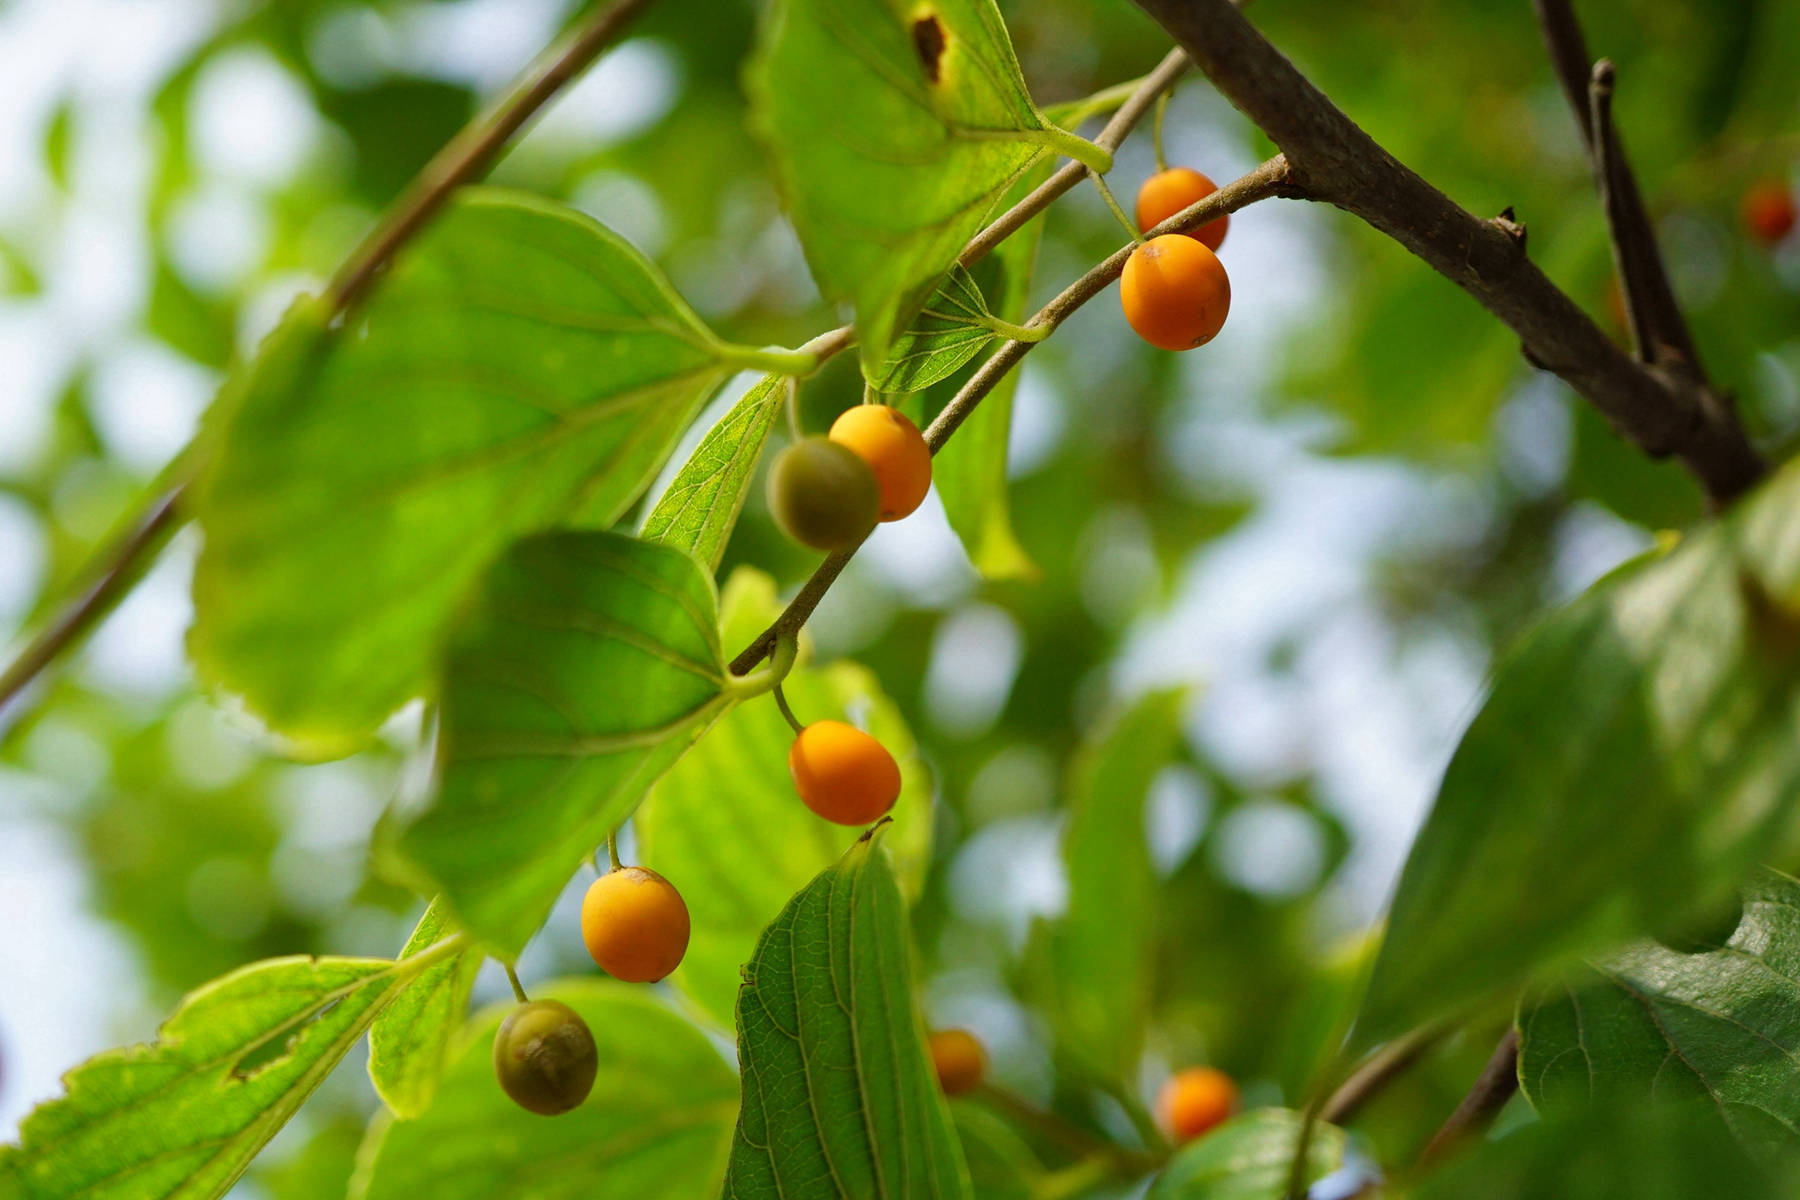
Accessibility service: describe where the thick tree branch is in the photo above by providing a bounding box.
[1420,1029,1520,1163]
[729,157,1295,674]
[1132,0,1764,505]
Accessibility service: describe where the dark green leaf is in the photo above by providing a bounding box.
[367,899,481,1119]
[722,827,972,1198]
[1147,1110,1346,1200]
[1356,459,1800,1045]
[191,190,742,755]
[640,374,786,572]
[397,530,729,956]
[351,981,737,1200]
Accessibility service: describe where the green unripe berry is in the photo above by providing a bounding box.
[492,999,598,1116]
[768,436,880,552]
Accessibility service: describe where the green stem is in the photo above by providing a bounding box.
[397,931,469,977]
[606,831,623,871]
[1089,173,1145,244]
[719,343,823,376]
[505,962,530,1004]
[723,628,799,702]
[773,682,806,736]
[1017,125,1115,175]
[1153,89,1171,173]
[976,313,1049,343]
[1049,75,1151,129]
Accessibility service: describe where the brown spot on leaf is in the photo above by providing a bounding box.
[912,14,946,84]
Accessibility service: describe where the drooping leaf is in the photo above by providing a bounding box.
[640,373,786,572]
[1411,1101,1800,1200]
[1147,1110,1347,1200]
[1355,459,1800,1045]
[1518,869,1800,1160]
[367,899,481,1119]
[397,530,730,956]
[748,0,1076,373]
[638,568,933,1030]
[868,265,997,395]
[192,189,747,755]
[722,826,972,1199]
[351,981,736,1200]
[0,956,413,1200]
[1041,690,1186,1084]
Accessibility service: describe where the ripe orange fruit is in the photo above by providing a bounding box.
[492,1000,598,1115]
[1744,179,1797,245]
[1121,235,1231,351]
[1159,1066,1238,1143]
[580,866,691,983]
[788,720,901,825]
[927,1030,986,1096]
[829,404,932,521]
[1136,167,1229,251]
[768,436,881,551]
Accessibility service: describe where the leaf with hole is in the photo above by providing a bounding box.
[367,899,481,1119]
[722,826,971,1198]
[351,981,737,1200]
[640,373,787,573]
[638,568,932,1030]
[192,189,753,756]
[0,955,409,1200]
[748,0,1084,374]
[1354,458,1800,1046]
[396,529,729,957]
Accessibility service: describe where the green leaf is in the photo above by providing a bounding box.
[1518,869,1800,1159]
[397,530,729,956]
[638,568,933,1030]
[1355,459,1800,1045]
[722,826,972,1199]
[1147,1110,1347,1200]
[1411,1101,1800,1200]
[1041,690,1186,1084]
[1,955,414,1200]
[350,981,737,1200]
[640,373,786,572]
[952,1106,1042,1200]
[748,0,1078,373]
[191,189,743,756]
[367,899,481,1120]
[868,265,997,395]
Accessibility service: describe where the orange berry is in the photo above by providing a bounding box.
[1159,1067,1238,1143]
[1136,167,1229,252]
[1121,235,1231,351]
[927,1030,986,1096]
[829,404,932,521]
[788,720,901,826]
[580,866,690,983]
[1743,179,1796,245]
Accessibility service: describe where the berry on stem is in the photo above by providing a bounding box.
[492,999,598,1116]
[927,1029,986,1096]
[829,404,932,521]
[1121,235,1231,351]
[788,720,901,825]
[1136,167,1229,252]
[581,866,691,983]
[1158,1066,1238,1143]
[768,436,881,551]
[1744,179,1797,245]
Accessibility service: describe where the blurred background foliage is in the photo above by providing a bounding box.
[0,0,1795,1194]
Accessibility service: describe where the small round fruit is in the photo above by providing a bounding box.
[928,1030,986,1097]
[829,404,932,521]
[581,866,691,983]
[788,720,901,826]
[492,1000,598,1116]
[768,436,881,551]
[1121,235,1231,352]
[1136,167,1229,251]
[1743,179,1797,245]
[1159,1067,1238,1143]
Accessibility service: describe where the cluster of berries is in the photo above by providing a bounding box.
[1122,167,1232,351]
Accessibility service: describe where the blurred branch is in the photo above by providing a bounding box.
[1420,1028,1520,1164]
[1132,0,1765,507]
[0,0,659,720]
[977,1084,1161,1176]
[729,156,1296,675]
[1317,1023,1446,1126]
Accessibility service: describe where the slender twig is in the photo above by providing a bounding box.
[1419,1029,1520,1164]
[729,157,1294,674]
[0,0,660,719]
[0,471,188,720]
[505,962,530,1004]
[773,684,806,735]
[1132,0,1764,505]
[1318,1023,1447,1126]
